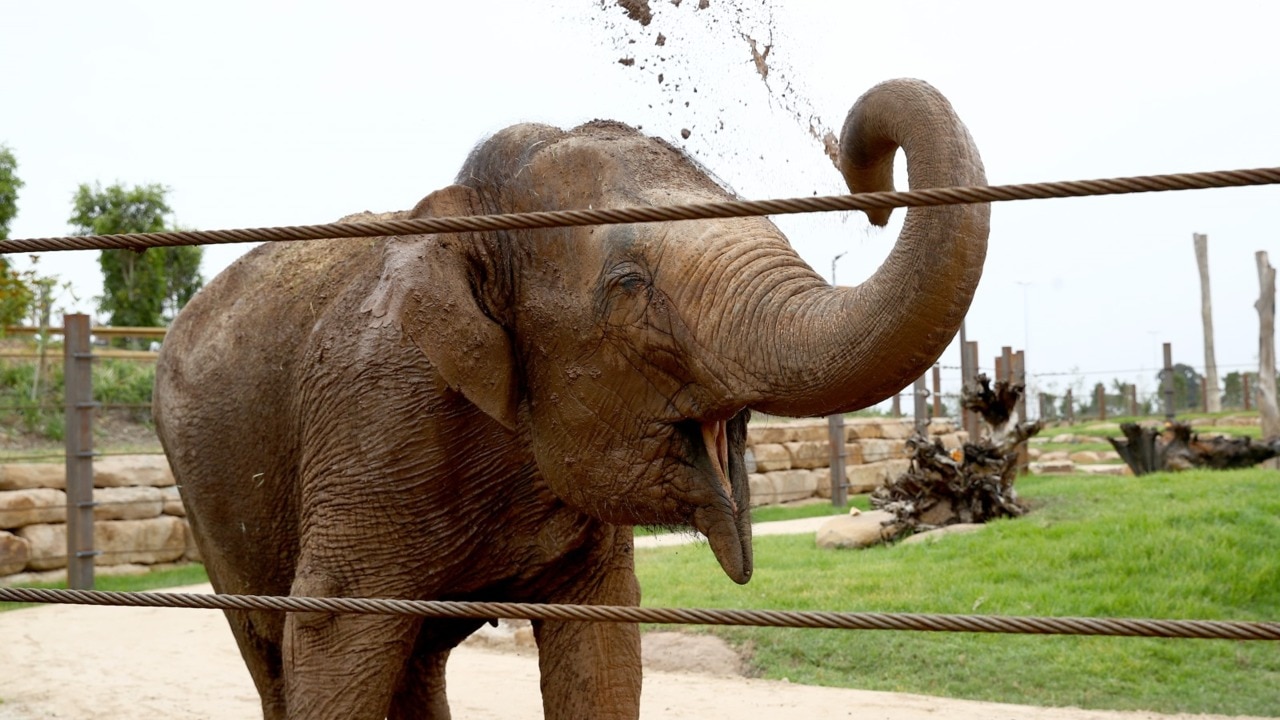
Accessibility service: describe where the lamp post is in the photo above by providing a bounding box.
[1016,281,1032,356]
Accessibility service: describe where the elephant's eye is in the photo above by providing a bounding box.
[608,262,651,295]
[619,272,648,293]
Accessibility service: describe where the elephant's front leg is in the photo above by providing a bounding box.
[534,529,642,720]
[283,569,422,719]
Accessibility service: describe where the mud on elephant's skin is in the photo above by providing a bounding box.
[153,78,988,719]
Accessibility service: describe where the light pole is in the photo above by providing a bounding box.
[831,252,847,285]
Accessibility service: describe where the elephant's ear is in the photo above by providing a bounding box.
[361,185,519,430]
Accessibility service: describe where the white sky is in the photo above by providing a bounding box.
[3,0,1278,405]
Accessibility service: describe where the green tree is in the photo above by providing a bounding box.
[0,144,34,329]
[69,182,203,329]
[1156,363,1204,412]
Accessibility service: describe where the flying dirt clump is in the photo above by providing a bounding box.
[616,0,653,26]
[595,0,840,171]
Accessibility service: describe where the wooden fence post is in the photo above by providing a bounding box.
[828,415,847,507]
[1162,342,1176,420]
[1065,388,1074,425]
[63,314,95,590]
[1127,384,1138,417]
[1095,383,1106,421]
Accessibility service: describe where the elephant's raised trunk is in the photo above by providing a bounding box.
[739,79,989,417]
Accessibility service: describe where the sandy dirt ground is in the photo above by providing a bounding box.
[0,583,1268,720]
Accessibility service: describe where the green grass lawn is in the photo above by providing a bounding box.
[636,468,1280,716]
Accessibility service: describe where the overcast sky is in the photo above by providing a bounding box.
[3,0,1278,406]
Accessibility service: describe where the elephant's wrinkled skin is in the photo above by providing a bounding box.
[153,79,988,719]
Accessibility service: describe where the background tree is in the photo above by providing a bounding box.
[0,144,34,329]
[1157,363,1204,413]
[69,182,203,331]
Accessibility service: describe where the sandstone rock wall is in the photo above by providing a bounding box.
[2,418,960,580]
[0,455,195,583]
[746,418,967,506]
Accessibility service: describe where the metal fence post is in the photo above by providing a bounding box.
[827,415,847,507]
[913,375,928,435]
[962,340,979,440]
[1162,342,1176,421]
[931,365,942,417]
[63,313,95,590]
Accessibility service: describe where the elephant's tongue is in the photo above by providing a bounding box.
[693,420,752,584]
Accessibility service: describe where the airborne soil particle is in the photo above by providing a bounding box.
[617,0,654,26]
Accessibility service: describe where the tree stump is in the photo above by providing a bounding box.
[1108,421,1280,475]
[872,374,1040,533]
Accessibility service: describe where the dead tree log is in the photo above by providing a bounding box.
[872,374,1040,532]
[1108,421,1280,475]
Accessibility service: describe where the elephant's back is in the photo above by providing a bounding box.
[158,232,386,418]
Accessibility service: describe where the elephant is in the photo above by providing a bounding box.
[152,78,988,720]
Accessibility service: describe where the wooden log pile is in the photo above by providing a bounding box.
[872,374,1041,532]
[1108,422,1280,476]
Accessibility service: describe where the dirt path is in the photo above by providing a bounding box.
[0,584,1266,720]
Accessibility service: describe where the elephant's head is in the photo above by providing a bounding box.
[363,79,988,583]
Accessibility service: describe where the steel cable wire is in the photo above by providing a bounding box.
[0,588,1276,640]
[2,168,1278,254]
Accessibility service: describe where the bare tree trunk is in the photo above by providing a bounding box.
[1257,251,1279,439]
[1194,234,1221,413]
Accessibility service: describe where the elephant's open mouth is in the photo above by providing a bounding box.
[677,417,753,584]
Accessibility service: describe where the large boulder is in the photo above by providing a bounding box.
[751,444,792,472]
[1078,463,1132,476]
[160,486,186,516]
[860,439,907,463]
[747,473,775,506]
[900,523,985,545]
[879,421,915,440]
[0,463,65,491]
[0,531,31,575]
[94,487,165,521]
[815,510,903,549]
[0,488,67,529]
[771,469,820,503]
[93,455,175,488]
[1029,460,1075,475]
[785,441,830,470]
[844,419,884,440]
[748,424,798,445]
[790,424,830,443]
